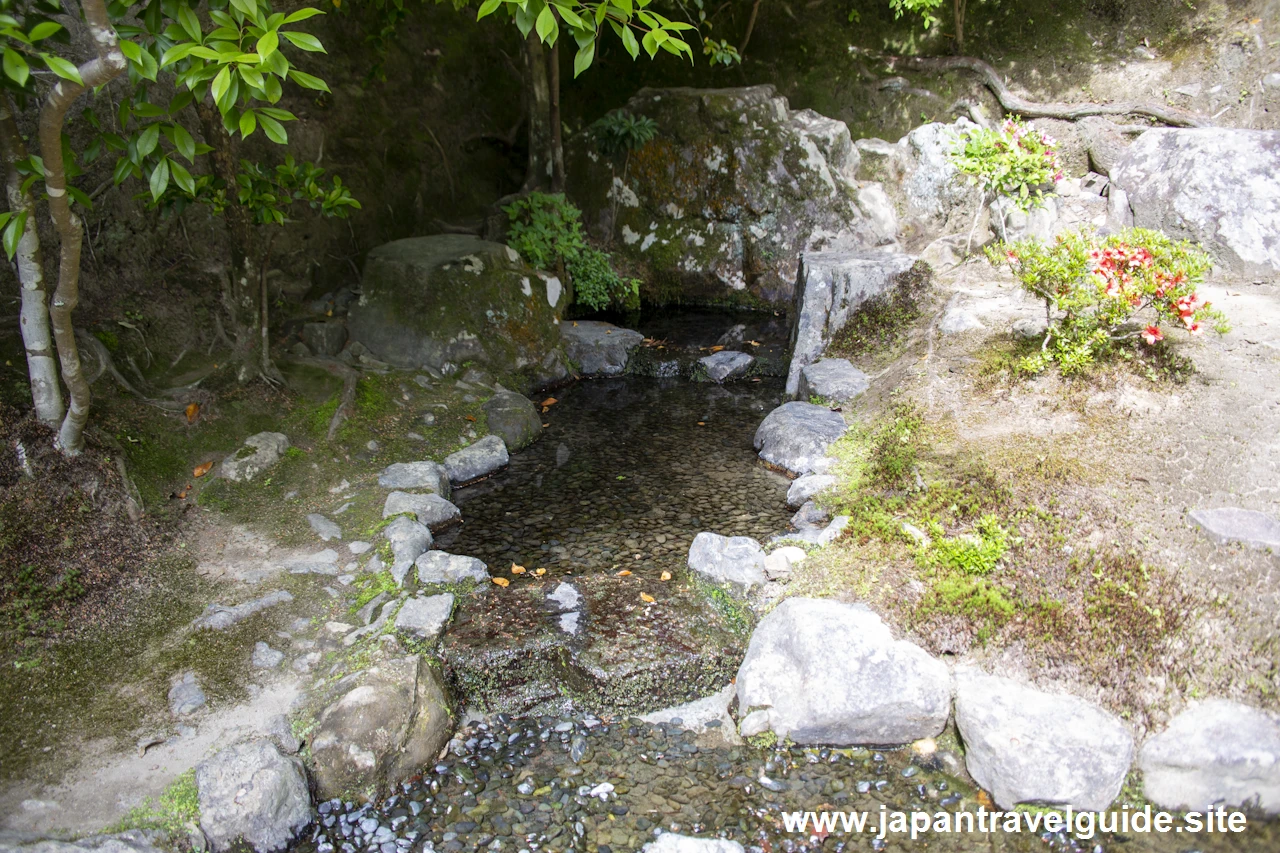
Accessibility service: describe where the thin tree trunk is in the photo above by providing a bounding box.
[38,0,126,454]
[1,93,63,424]
[196,101,263,382]
[953,0,966,54]
[521,32,554,193]
[739,0,763,57]
[548,39,565,193]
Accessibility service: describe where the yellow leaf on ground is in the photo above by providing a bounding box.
[708,345,725,353]
[511,564,526,574]
[541,397,558,407]
[640,592,655,603]
[697,422,706,426]
[184,402,200,424]
[616,570,632,577]
[660,571,671,581]
[492,577,510,588]
[193,460,214,478]
[535,568,546,576]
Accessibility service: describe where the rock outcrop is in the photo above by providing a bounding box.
[1112,129,1280,275]
[561,321,645,377]
[566,86,897,307]
[347,236,568,389]
[443,435,510,485]
[735,598,951,745]
[482,390,543,451]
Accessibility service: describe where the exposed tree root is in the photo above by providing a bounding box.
[281,355,360,442]
[898,55,1208,128]
[76,330,204,414]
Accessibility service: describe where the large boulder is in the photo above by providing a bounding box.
[377,461,450,496]
[566,86,896,307]
[787,252,915,396]
[443,435,509,485]
[753,401,846,476]
[309,653,453,800]
[347,236,569,388]
[954,668,1133,811]
[1112,129,1280,275]
[195,739,311,852]
[699,351,754,383]
[482,390,543,450]
[561,321,645,377]
[736,598,951,745]
[687,532,767,590]
[1139,699,1280,814]
[220,432,289,483]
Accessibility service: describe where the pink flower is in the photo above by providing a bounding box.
[1142,326,1163,345]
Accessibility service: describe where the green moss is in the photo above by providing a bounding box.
[691,576,754,637]
[828,262,932,360]
[106,769,199,834]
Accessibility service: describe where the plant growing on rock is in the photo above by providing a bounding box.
[991,227,1226,376]
[948,115,1061,252]
[503,192,639,312]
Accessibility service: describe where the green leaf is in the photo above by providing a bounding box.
[239,109,257,137]
[514,4,536,37]
[132,101,166,117]
[28,21,61,41]
[169,91,194,113]
[67,185,92,209]
[283,8,325,23]
[257,30,279,57]
[257,107,295,120]
[619,25,639,59]
[41,52,83,85]
[287,69,329,92]
[136,47,159,81]
[144,0,163,34]
[177,5,202,42]
[209,11,237,28]
[160,42,197,67]
[3,211,27,261]
[573,40,594,77]
[612,0,632,14]
[240,65,265,89]
[3,48,30,87]
[149,157,170,200]
[535,5,556,41]
[476,0,502,19]
[211,65,231,106]
[280,31,324,52]
[553,3,585,28]
[258,112,287,144]
[169,159,195,194]
[641,29,658,58]
[229,0,258,19]
[112,156,134,186]
[137,124,160,157]
[172,124,196,161]
[120,39,144,63]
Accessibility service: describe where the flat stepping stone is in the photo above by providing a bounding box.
[416,551,490,585]
[252,642,285,669]
[307,513,342,541]
[383,491,461,531]
[394,593,455,640]
[377,461,450,496]
[700,351,754,383]
[443,435,509,486]
[560,320,645,376]
[282,549,341,575]
[798,358,869,403]
[192,590,294,630]
[688,533,767,590]
[168,671,206,716]
[786,474,837,508]
[1139,699,1280,814]
[1190,507,1280,551]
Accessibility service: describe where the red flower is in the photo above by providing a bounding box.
[1142,326,1163,345]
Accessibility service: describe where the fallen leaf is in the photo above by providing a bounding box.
[660,571,672,581]
[465,415,476,422]
[697,421,706,426]
[640,592,655,603]
[193,461,214,478]
[747,340,762,346]
[542,397,558,407]
[542,423,550,427]
[492,577,510,588]
[542,407,549,414]
[975,790,994,809]
[573,321,579,326]
[511,563,526,574]
[616,570,632,577]
[184,402,200,424]
[535,568,546,576]
[708,345,725,353]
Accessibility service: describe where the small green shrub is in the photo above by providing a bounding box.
[991,228,1226,376]
[590,110,658,157]
[917,514,1011,576]
[503,192,640,312]
[949,116,1061,248]
[868,403,925,488]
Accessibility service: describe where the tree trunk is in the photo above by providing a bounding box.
[1,93,64,424]
[196,101,265,383]
[548,40,565,193]
[953,0,966,54]
[38,0,126,454]
[521,32,555,193]
[740,0,763,57]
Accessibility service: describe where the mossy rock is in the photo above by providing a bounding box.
[347,235,569,393]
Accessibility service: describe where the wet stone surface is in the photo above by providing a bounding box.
[288,713,1278,853]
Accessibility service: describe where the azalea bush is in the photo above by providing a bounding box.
[949,116,1062,251]
[990,228,1228,376]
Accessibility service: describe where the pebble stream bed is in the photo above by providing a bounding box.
[302,313,1274,852]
